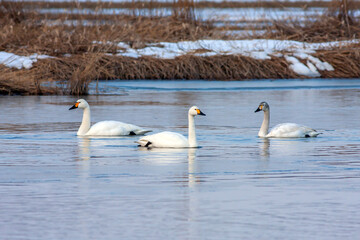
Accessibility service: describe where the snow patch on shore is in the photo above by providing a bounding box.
[115,39,358,60]
[285,55,320,77]
[112,39,356,77]
[0,52,53,69]
[1,39,358,77]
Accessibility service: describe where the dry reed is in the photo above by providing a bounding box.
[0,0,359,95]
[14,0,360,10]
[260,0,360,42]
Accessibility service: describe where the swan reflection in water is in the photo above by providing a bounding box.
[77,136,91,161]
[137,147,202,237]
[259,138,270,159]
[187,148,198,188]
[137,147,200,187]
[77,135,138,161]
[77,136,201,186]
[258,137,314,158]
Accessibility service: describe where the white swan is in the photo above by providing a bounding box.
[69,99,151,136]
[255,101,320,138]
[136,106,206,148]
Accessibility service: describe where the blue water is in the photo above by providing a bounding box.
[1,79,360,240]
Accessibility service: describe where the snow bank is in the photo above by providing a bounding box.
[115,39,358,60]
[112,39,357,77]
[0,52,53,69]
[285,55,320,77]
[2,38,358,77]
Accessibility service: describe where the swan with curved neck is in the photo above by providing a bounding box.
[255,101,320,138]
[136,106,206,148]
[69,99,151,136]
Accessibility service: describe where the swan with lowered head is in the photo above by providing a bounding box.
[255,101,320,138]
[69,99,151,136]
[136,106,206,148]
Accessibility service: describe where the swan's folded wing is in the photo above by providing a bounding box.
[137,131,189,148]
[86,121,149,136]
[268,123,319,138]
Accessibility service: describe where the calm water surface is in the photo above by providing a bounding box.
[1,79,360,240]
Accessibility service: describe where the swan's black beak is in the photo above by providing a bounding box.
[255,107,261,113]
[197,109,206,116]
[69,102,80,110]
[69,105,77,110]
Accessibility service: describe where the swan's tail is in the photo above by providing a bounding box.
[308,130,322,137]
[135,139,152,147]
[134,129,152,135]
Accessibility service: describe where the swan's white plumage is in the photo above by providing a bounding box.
[85,120,151,136]
[137,131,189,148]
[136,106,206,148]
[69,99,151,136]
[266,123,319,138]
[255,101,320,138]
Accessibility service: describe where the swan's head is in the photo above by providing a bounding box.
[189,106,206,116]
[255,102,269,113]
[69,99,89,110]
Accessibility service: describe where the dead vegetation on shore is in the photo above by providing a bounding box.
[4,43,359,96]
[14,0,360,11]
[0,0,359,95]
[314,45,360,78]
[259,0,360,42]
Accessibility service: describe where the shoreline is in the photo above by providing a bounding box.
[2,46,360,96]
[0,0,359,95]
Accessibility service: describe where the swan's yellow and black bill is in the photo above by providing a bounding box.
[196,109,206,116]
[255,105,262,113]
[69,102,79,110]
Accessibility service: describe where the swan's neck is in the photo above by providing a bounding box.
[188,114,197,148]
[78,107,91,135]
[258,110,270,137]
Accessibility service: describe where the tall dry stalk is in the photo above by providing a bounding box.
[261,0,360,41]
[327,0,358,37]
[172,0,197,23]
[0,0,26,23]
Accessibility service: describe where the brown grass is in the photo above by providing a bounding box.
[29,53,298,95]
[0,66,58,95]
[260,16,360,42]
[0,2,221,55]
[3,44,360,96]
[0,17,216,54]
[25,45,360,95]
[314,44,360,78]
[259,0,360,42]
[14,0,360,10]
